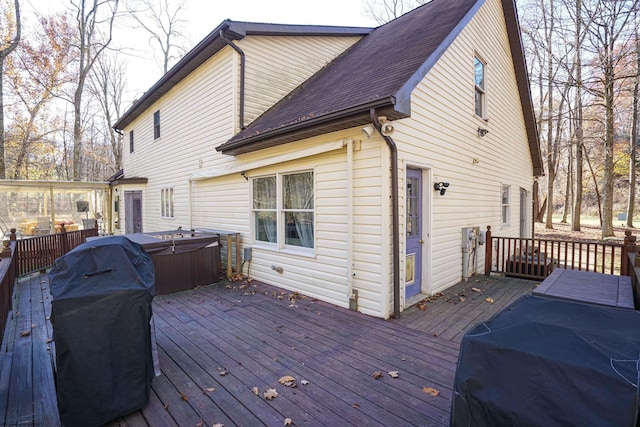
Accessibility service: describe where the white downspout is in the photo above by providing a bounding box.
[188,179,193,230]
[346,139,356,310]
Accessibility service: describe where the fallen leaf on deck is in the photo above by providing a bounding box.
[417,301,427,311]
[284,418,292,426]
[352,403,361,408]
[423,387,440,396]
[459,296,465,302]
[196,422,203,427]
[213,424,224,427]
[472,287,482,293]
[371,371,384,379]
[20,330,31,337]
[264,388,278,400]
[485,297,494,304]
[180,391,189,401]
[251,387,259,395]
[279,375,296,387]
[301,380,309,386]
[388,371,399,378]
[204,387,216,393]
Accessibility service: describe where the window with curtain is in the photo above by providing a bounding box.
[252,171,314,249]
[501,185,510,226]
[474,56,486,118]
[161,187,174,218]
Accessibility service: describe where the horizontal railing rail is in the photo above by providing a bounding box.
[484,226,634,280]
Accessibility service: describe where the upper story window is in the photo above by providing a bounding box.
[474,56,486,118]
[501,184,510,226]
[252,171,314,251]
[129,130,134,153]
[153,110,161,139]
[161,187,174,218]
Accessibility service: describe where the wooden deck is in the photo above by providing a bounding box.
[0,274,537,426]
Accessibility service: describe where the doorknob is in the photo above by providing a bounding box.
[418,239,424,244]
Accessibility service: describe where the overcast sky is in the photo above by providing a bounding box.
[23,0,378,104]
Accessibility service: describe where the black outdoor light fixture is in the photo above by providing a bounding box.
[434,182,449,195]
[477,127,490,137]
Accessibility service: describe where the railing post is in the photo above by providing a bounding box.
[622,230,636,276]
[9,228,16,241]
[61,223,68,254]
[484,225,492,276]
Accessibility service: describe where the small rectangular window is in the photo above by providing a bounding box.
[161,187,174,218]
[501,185,510,225]
[153,110,161,139]
[129,130,134,153]
[474,56,486,118]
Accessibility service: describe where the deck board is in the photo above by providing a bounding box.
[0,273,538,426]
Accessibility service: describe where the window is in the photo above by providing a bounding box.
[161,187,174,218]
[501,185,510,225]
[252,171,314,250]
[474,56,486,118]
[129,130,134,153]
[153,110,161,139]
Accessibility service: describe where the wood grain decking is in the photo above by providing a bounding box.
[0,274,537,426]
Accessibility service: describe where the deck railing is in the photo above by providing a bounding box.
[0,241,16,346]
[484,226,635,279]
[15,226,99,277]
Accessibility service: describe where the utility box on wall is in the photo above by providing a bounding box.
[461,226,480,281]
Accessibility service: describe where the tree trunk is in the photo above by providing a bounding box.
[627,25,639,228]
[544,0,556,230]
[572,0,583,231]
[0,0,21,179]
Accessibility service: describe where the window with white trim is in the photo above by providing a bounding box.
[252,171,314,249]
[153,110,161,139]
[474,56,486,118]
[501,185,510,226]
[161,187,174,218]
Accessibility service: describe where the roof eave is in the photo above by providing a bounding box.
[113,21,374,131]
[217,97,405,155]
[502,0,544,177]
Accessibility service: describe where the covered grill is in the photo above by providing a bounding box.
[49,235,155,427]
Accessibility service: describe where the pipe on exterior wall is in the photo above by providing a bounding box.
[188,179,193,230]
[346,139,355,308]
[219,29,246,131]
[371,109,401,319]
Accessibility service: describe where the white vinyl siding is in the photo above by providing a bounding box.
[394,0,534,295]
[190,131,386,317]
[239,35,363,125]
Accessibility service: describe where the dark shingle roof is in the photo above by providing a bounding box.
[217,0,543,176]
[216,0,483,154]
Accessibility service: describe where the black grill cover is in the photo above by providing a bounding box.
[452,295,640,427]
[49,235,155,427]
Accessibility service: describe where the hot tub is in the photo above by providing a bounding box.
[123,230,220,295]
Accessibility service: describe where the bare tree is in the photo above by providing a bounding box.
[125,0,188,74]
[363,0,429,25]
[582,0,639,238]
[69,0,119,181]
[89,52,126,170]
[0,0,21,179]
[626,15,639,227]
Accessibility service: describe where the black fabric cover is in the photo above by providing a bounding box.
[49,235,155,427]
[452,295,640,427]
